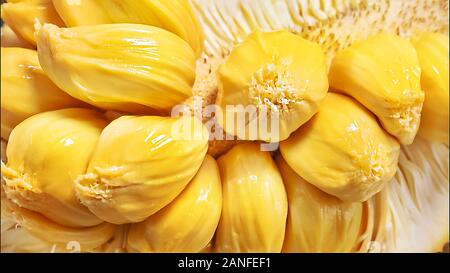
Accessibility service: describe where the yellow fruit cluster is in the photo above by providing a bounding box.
[1,0,448,253]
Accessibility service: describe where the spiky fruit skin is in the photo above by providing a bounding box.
[280,93,400,202]
[1,0,65,45]
[127,155,221,253]
[216,30,328,142]
[412,33,449,145]
[276,154,365,253]
[2,108,107,227]
[75,115,209,224]
[215,143,287,253]
[36,23,196,114]
[52,0,204,56]
[329,33,424,145]
[1,47,87,140]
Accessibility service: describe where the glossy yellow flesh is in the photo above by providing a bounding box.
[329,33,424,145]
[1,193,116,252]
[280,93,400,202]
[217,30,328,142]
[412,33,449,144]
[1,47,86,140]
[276,154,365,253]
[127,155,222,253]
[52,0,204,56]
[215,143,287,252]
[75,115,209,224]
[2,108,107,227]
[1,25,34,49]
[36,23,196,114]
[1,0,65,45]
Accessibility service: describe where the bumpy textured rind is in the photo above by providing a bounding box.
[75,115,209,224]
[36,23,196,114]
[215,143,287,252]
[127,155,222,253]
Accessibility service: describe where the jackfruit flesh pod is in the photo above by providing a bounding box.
[280,93,400,202]
[1,25,34,49]
[1,0,65,45]
[215,143,288,252]
[276,154,365,252]
[216,31,329,142]
[1,47,86,140]
[329,33,424,145]
[36,23,196,114]
[127,155,222,253]
[1,108,108,228]
[412,33,449,144]
[52,0,204,56]
[1,193,116,252]
[75,115,209,224]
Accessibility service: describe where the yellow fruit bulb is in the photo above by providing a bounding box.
[215,143,287,253]
[329,33,424,145]
[51,0,109,26]
[1,47,87,140]
[1,108,108,228]
[1,193,117,252]
[280,93,400,202]
[127,155,222,253]
[1,24,34,49]
[276,154,365,252]
[75,115,209,224]
[412,33,449,144]
[36,23,196,114]
[216,31,328,142]
[52,0,204,56]
[1,0,65,45]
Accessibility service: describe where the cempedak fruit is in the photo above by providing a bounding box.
[1,47,86,140]
[1,0,65,45]
[2,108,108,228]
[412,32,449,144]
[36,23,196,114]
[276,154,366,253]
[215,143,287,252]
[216,30,328,142]
[52,0,204,56]
[329,33,424,145]
[1,191,117,252]
[75,115,209,224]
[280,93,400,202]
[127,155,222,253]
